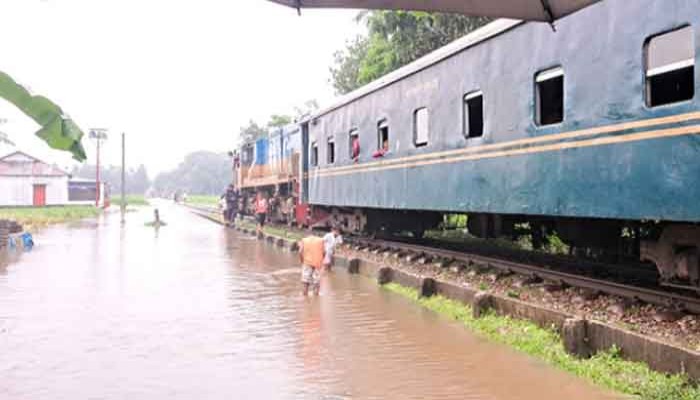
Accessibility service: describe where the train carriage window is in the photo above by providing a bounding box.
[463,91,484,138]
[535,67,564,126]
[327,137,335,164]
[377,120,389,151]
[645,26,695,107]
[349,129,360,162]
[311,141,318,167]
[414,108,429,147]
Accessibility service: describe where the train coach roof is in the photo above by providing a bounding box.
[307,18,523,121]
[267,0,599,22]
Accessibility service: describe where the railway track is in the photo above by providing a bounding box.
[183,203,224,221]
[183,203,700,314]
[346,236,700,315]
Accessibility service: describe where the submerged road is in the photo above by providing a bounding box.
[0,203,619,399]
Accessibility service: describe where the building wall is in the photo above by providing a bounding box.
[0,176,69,206]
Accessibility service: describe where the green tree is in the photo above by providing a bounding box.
[330,11,492,94]
[129,164,150,194]
[267,114,292,128]
[293,99,319,120]
[72,163,152,195]
[239,120,266,143]
[330,36,369,94]
[152,151,231,196]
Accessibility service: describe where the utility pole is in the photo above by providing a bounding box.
[121,132,126,224]
[89,129,108,208]
[96,137,101,207]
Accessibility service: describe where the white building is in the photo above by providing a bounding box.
[0,151,69,206]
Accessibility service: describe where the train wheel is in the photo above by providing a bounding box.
[641,224,700,290]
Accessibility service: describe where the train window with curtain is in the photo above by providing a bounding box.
[463,91,484,138]
[311,141,318,167]
[645,26,695,107]
[327,137,335,164]
[349,129,360,162]
[535,67,564,126]
[414,108,429,147]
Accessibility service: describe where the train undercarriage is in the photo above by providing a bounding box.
[238,182,298,225]
[306,205,700,292]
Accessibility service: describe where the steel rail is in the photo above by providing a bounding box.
[348,237,700,314]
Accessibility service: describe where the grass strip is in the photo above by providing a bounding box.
[185,195,219,205]
[116,194,149,206]
[384,283,700,400]
[237,220,305,241]
[0,206,102,229]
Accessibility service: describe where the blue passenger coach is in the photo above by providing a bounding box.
[302,0,700,290]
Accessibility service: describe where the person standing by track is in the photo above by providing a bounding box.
[298,235,325,296]
[254,191,268,237]
[224,184,239,227]
[322,226,342,271]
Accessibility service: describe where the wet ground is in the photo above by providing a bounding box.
[0,202,620,399]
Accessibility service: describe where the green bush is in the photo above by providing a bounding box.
[0,206,101,228]
[385,283,700,400]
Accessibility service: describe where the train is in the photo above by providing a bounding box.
[233,0,700,291]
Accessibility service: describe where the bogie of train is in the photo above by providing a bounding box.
[234,0,700,291]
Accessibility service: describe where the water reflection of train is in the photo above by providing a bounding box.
[233,0,700,291]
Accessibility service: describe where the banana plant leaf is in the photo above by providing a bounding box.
[0,71,86,161]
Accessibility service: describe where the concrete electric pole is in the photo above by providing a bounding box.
[89,129,108,208]
[121,132,126,224]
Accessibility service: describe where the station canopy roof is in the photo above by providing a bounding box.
[266,0,600,22]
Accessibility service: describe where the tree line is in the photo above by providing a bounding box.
[152,151,232,196]
[72,164,150,195]
[330,11,491,94]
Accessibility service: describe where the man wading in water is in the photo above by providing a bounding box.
[298,236,325,296]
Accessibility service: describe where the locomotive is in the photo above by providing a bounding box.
[234,0,700,291]
[235,123,303,224]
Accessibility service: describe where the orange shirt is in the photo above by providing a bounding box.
[301,237,324,269]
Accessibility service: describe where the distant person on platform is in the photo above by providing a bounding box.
[255,191,268,236]
[298,235,325,296]
[224,184,239,227]
[322,226,342,271]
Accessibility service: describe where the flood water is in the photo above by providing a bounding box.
[0,202,619,399]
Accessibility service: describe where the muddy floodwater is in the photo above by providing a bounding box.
[0,203,620,399]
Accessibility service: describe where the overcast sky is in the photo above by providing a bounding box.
[0,0,361,174]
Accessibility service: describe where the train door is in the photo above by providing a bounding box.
[296,122,310,226]
[300,122,309,203]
